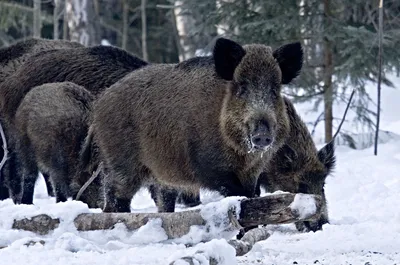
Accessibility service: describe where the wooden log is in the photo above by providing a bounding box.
[170,227,271,264]
[12,193,322,239]
[12,214,60,235]
[228,227,271,256]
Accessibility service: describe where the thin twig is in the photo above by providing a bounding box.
[374,0,383,156]
[0,121,8,173]
[75,162,103,201]
[332,89,356,140]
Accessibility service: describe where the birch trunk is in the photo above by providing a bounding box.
[33,0,41,38]
[65,0,99,46]
[141,0,148,60]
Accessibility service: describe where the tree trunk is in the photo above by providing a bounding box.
[53,0,61,39]
[141,0,148,60]
[323,0,333,143]
[374,0,383,155]
[170,8,186,62]
[65,0,99,46]
[33,0,41,38]
[174,0,196,60]
[12,193,322,237]
[122,0,129,50]
[63,0,68,40]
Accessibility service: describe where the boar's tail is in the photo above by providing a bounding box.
[79,125,95,172]
[76,125,100,201]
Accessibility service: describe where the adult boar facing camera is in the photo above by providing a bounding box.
[87,37,303,212]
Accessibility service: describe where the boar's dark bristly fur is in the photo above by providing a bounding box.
[14,82,102,206]
[0,38,84,200]
[257,96,336,232]
[0,38,83,84]
[88,37,303,212]
[0,45,148,121]
[0,44,148,204]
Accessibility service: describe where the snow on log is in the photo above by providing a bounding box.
[11,193,322,239]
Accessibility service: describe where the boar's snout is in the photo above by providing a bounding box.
[250,120,273,149]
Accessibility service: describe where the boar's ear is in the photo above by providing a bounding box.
[273,42,303,85]
[213,38,246,81]
[317,140,336,174]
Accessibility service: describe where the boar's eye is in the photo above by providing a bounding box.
[235,82,247,98]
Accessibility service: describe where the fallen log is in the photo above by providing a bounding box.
[170,227,271,264]
[12,193,322,239]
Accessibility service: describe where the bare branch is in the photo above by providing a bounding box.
[75,162,103,201]
[0,121,8,173]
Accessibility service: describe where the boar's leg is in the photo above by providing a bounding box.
[7,151,25,204]
[155,185,178,213]
[43,173,55,197]
[176,189,201,208]
[149,184,179,212]
[49,169,72,203]
[0,161,10,200]
[102,165,148,213]
[17,137,39,204]
[20,166,39,204]
[0,183,8,200]
[149,184,200,210]
[148,184,158,205]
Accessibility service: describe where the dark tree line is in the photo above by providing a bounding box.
[1,0,399,147]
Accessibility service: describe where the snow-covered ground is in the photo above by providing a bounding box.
[1,75,399,264]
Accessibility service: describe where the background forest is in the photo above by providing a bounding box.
[1,0,400,147]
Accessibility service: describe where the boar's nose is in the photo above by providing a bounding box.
[250,121,272,149]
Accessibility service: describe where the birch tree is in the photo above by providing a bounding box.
[65,0,99,46]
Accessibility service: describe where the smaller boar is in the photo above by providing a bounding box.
[257,96,336,232]
[14,82,102,206]
[85,37,303,212]
[0,38,83,200]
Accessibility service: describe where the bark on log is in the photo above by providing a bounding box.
[12,193,322,239]
[12,214,60,235]
[228,227,270,256]
[170,227,271,264]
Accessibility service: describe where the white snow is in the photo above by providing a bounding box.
[169,239,237,265]
[1,75,400,264]
[289,194,317,219]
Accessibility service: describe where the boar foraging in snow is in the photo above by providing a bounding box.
[0,43,148,204]
[14,82,102,207]
[85,37,303,212]
[257,97,335,232]
[258,90,354,232]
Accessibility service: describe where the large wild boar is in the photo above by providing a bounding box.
[0,38,83,200]
[0,44,148,204]
[158,96,336,231]
[14,82,102,207]
[85,37,303,212]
